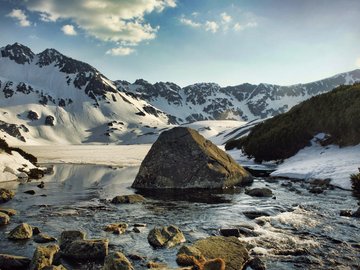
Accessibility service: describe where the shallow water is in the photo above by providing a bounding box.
[0,164,360,269]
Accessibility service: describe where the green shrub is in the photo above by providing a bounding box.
[351,171,360,194]
[225,83,360,161]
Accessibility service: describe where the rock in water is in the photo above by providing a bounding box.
[245,188,273,197]
[8,223,33,240]
[30,244,60,270]
[192,236,249,270]
[0,212,10,225]
[148,225,185,248]
[132,127,252,189]
[0,188,15,203]
[103,252,134,270]
[61,239,109,261]
[0,254,31,270]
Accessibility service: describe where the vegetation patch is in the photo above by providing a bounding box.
[225,83,360,162]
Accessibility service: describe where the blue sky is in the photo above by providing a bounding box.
[1,0,360,87]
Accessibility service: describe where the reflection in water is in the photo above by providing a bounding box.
[0,164,359,270]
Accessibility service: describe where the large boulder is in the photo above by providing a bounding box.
[30,244,60,270]
[59,230,86,249]
[148,225,185,248]
[61,239,109,261]
[8,223,33,240]
[132,127,252,189]
[192,236,249,270]
[103,252,134,270]
[0,254,31,270]
[0,188,15,203]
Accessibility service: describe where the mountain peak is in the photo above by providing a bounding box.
[1,42,35,64]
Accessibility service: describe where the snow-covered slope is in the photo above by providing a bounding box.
[0,43,174,145]
[117,70,360,123]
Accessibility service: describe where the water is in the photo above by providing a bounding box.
[0,164,360,269]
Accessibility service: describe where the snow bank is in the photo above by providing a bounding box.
[270,143,360,190]
[0,150,36,182]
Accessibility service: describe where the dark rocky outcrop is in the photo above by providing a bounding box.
[27,110,39,121]
[148,225,185,248]
[0,188,15,203]
[45,116,55,126]
[33,233,57,243]
[132,127,252,189]
[0,254,31,270]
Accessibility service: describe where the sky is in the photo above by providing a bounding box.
[1,0,360,87]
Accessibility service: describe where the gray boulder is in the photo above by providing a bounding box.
[61,239,109,261]
[103,252,134,270]
[148,225,185,248]
[0,254,31,270]
[132,127,252,189]
[59,230,86,249]
[8,223,33,240]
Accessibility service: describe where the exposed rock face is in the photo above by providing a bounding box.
[148,225,185,248]
[104,223,128,234]
[8,223,33,240]
[45,115,55,126]
[27,110,39,120]
[59,230,86,249]
[192,236,249,270]
[30,244,60,270]
[132,127,252,189]
[0,188,15,203]
[0,254,31,270]
[103,252,134,270]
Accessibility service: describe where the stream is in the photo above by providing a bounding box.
[0,164,359,269]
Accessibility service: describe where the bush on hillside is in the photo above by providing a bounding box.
[351,170,360,194]
[225,83,360,162]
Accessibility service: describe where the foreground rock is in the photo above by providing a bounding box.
[33,233,57,243]
[0,212,10,225]
[148,225,185,248]
[103,252,134,270]
[0,188,15,203]
[8,223,33,240]
[111,194,145,204]
[30,244,60,270]
[191,236,249,270]
[0,208,17,216]
[245,188,273,197]
[0,254,31,270]
[60,231,108,261]
[132,127,252,189]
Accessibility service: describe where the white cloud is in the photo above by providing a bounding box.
[61,24,77,36]
[179,17,201,28]
[24,0,176,45]
[234,21,258,32]
[221,12,232,24]
[7,9,31,27]
[356,57,360,68]
[106,46,135,56]
[205,21,219,33]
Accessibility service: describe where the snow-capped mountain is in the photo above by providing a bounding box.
[0,43,174,144]
[117,69,360,123]
[1,42,359,145]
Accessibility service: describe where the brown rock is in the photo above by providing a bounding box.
[111,194,145,204]
[103,252,134,270]
[0,212,10,226]
[132,127,252,189]
[30,244,60,270]
[148,225,185,248]
[0,254,31,270]
[0,188,15,203]
[8,223,33,240]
